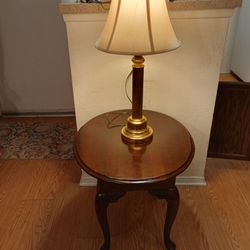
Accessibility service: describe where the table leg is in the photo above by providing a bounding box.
[95,192,110,250]
[149,185,179,250]
[95,184,125,250]
[164,186,179,250]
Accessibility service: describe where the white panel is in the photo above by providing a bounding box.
[231,1,250,81]
[220,8,240,73]
[64,9,232,184]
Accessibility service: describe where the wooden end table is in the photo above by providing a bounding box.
[74,110,194,250]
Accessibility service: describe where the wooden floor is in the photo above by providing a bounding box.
[0,158,249,250]
[219,73,241,82]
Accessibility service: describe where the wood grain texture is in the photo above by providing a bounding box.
[208,82,250,160]
[75,110,194,184]
[219,73,241,82]
[0,158,249,250]
[74,110,194,249]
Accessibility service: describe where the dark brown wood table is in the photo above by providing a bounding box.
[74,110,194,250]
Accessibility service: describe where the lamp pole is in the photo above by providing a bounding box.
[121,56,153,144]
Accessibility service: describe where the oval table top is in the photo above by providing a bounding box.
[74,110,195,185]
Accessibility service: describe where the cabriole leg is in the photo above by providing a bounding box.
[95,182,126,250]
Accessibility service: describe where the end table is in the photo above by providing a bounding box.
[74,110,194,250]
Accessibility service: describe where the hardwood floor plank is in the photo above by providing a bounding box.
[205,158,250,249]
[0,158,249,250]
[219,73,241,82]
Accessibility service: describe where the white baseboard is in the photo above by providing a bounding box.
[79,175,206,187]
[80,175,97,186]
[176,176,206,186]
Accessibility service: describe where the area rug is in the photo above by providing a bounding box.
[0,118,77,160]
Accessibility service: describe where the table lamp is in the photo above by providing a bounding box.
[95,0,180,144]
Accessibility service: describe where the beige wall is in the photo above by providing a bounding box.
[220,8,240,73]
[63,9,232,185]
[231,0,250,81]
[0,0,74,114]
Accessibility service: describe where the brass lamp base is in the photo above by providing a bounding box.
[121,115,153,144]
[121,55,153,145]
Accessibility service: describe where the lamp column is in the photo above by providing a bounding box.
[132,56,144,119]
[121,56,153,145]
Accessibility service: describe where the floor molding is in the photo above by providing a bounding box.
[80,176,97,187]
[1,111,75,117]
[79,175,206,187]
[176,176,206,186]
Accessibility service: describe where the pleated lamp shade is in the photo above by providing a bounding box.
[95,0,180,55]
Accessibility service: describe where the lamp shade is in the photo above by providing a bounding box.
[95,0,180,55]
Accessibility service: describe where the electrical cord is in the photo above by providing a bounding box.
[105,70,133,129]
[105,111,131,129]
[125,70,133,104]
[79,0,130,128]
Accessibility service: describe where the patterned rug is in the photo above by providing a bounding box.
[0,117,77,159]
